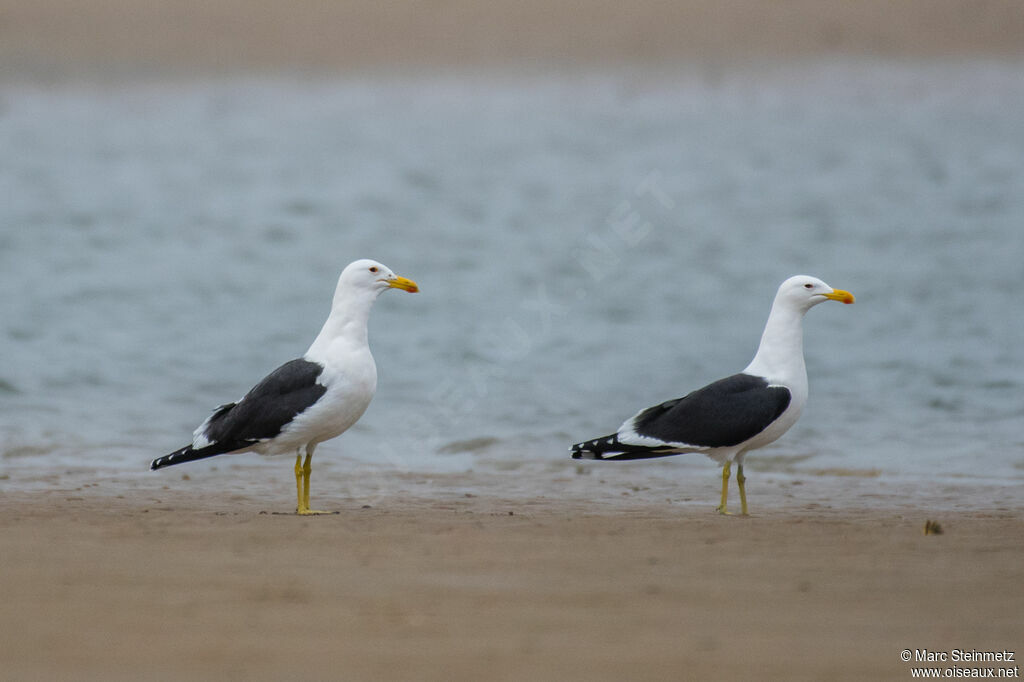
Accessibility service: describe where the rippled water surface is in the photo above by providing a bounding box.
[2,61,1023,488]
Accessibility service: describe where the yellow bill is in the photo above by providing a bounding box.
[387,276,419,293]
[824,288,855,304]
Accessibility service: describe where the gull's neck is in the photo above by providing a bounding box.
[743,298,807,384]
[305,286,379,362]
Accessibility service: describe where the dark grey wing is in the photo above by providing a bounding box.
[625,373,791,448]
[200,358,328,446]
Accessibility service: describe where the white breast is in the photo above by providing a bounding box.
[259,343,378,455]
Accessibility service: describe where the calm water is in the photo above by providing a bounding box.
[2,60,1023,488]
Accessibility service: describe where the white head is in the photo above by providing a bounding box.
[774,275,855,313]
[308,259,418,356]
[336,259,419,300]
[744,275,855,380]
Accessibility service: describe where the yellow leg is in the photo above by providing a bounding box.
[296,451,333,515]
[294,454,304,513]
[737,464,749,516]
[717,462,731,515]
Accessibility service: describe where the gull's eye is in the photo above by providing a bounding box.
[369,266,379,273]
[804,283,814,289]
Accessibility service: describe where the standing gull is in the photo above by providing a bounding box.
[151,259,418,514]
[571,276,854,515]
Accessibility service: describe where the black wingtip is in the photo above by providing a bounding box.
[150,445,192,471]
[151,441,250,471]
[570,440,590,459]
[570,434,617,458]
[570,440,606,461]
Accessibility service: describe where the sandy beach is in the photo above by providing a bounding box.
[2,0,1023,81]
[1,466,1021,681]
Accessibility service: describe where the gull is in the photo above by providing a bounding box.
[151,259,418,514]
[572,276,854,515]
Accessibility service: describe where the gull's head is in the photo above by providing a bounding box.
[776,275,855,312]
[339,259,419,297]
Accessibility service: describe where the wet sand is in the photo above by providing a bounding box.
[1,468,1021,681]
